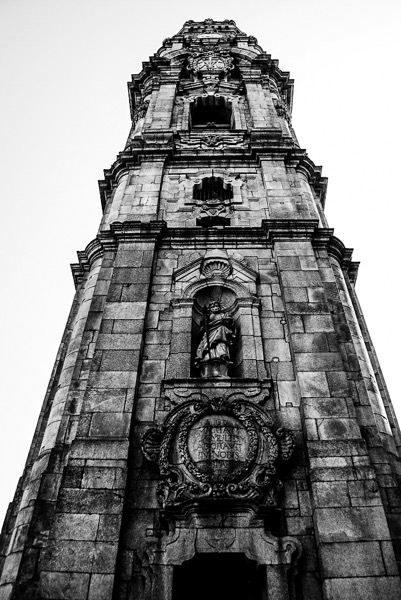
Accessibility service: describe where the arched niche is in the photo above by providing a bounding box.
[167,250,267,381]
[191,285,239,378]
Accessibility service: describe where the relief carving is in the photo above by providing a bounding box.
[142,395,295,508]
[194,301,237,377]
[188,50,234,79]
[175,131,246,149]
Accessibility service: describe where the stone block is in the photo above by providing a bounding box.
[277,256,301,270]
[287,301,328,315]
[303,314,334,332]
[140,360,166,383]
[88,370,137,388]
[326,371,350,396]
[96,334,142,350]
[283,287,308,302]
[115,250,144,268]
[277,380,301,406]
[260,317,285,338]
[287,314,304,333]
[70,440,129,461]
[43,541,94,572]
[101,350,138,371]
[58,488,124,515]
[81,466,125,490]
[146,331,170,345]
[89,413,130,438]
[135,397,156,421]
[263,338,291,361]
[40,572,90,599]
[275,361,295,380]
[316,418,361,440]
[84,390,126,413]
[121,283,149,302]
[88,574,115,600]
[322,577,401,600]
[303,398,349,418]
[291,333,329,353]
[307,439,366,458]
[166,353,191,379]
[307,287,326,303]
[320,541,385,577]
[281,270,322,288]
[313,481,349,507]
[274,241,315,256]
[103,302,147,320]
[97,515,121,541]
[52,513,99,541]
[286,516,314,536]
[112,319,144,333]
[298,372,330,397]
[295,352,343,371]
[381,541,400,575]
[315,506,391,542]
[113,267,151,284]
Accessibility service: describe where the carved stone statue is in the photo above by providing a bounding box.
[195,301,236,377]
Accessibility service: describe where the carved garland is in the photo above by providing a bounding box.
[142,396,295,507]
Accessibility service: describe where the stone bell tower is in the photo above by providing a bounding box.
[1,18,401,600]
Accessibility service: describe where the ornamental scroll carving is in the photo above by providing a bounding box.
[142,395,295,508]
[188,50,234,78]
[133,98,150,124]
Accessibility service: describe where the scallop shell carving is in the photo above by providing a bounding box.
[201,258,231,279]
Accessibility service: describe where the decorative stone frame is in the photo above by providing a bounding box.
[189,94,234,130]
[179,93,243,130]
[140,526,301,600]
[167,250,267,380]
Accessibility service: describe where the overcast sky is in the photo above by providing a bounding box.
[1,0,400,524]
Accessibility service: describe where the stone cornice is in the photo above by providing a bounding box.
[98,131,328,210]
[71,221,167,286]
[71,220,358,286]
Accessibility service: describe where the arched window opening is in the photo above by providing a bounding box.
[193,176,233,227]
[190,96,233,129]
[172,553,264,600]
[193,176,233,202]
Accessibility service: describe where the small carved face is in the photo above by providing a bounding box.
[209,301,221,313]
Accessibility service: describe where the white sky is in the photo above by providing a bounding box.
[1,0,400,524]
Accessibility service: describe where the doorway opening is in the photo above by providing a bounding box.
[172,553,265,600]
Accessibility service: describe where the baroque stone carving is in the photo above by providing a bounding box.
[197,201,231,227]
[272,97,291,125]
[200,250,232,278]
[133,98,150,124]
[194,301,237,377]
[175,132,247,149]
[142,395,295,508]
[188,50,234,79]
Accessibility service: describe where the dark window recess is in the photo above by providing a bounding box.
[193,177,233,202]
[190,96,233,129]
[172,553,264,600]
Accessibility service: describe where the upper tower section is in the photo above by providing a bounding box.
[99,19,327,234]
[127,18,294,138]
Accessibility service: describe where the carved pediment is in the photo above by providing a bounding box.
[173,249,259,297]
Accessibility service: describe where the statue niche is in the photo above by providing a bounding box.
[192,287,238,378]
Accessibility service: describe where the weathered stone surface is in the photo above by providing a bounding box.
[40,572,90,599]
[315,506,391,542]
[322,577,401,600]
[2,19,401,600]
